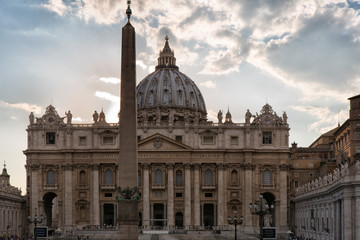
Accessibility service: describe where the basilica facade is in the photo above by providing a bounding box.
[0,165,26,237]
[25,37,292,235]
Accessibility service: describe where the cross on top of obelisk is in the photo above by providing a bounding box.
[126,0,132,22]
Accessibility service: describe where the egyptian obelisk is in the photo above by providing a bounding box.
[117,1,138,239]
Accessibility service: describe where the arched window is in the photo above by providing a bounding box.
[204,169,213,185]
[105,170,113,185]
[47,170,55,185]
[79,170,86,185]
[155,169,163,185]
[176,170,183,186]
[264,170,271,186]
[231,170,238,186]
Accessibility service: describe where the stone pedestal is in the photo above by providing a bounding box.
[118,201,139,240]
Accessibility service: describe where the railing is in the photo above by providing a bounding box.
[201,184,216,190]
[151,184,166,190]
[44,184,58,190]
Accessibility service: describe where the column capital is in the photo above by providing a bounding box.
[166,163,174,169]
[217,163,225,170]
[91,163,100,170]
[278,163,291,171]
[243,162,256,170]
[142,163,150,170]
[184,163,192,169]
[30,164,40,171]
[194,163,201,169]
[62,163,74,171]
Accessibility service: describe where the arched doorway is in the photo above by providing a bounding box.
[43,192,57,227]
[203,204,215,227]
[262,192,276,227]
[175,212,183,228]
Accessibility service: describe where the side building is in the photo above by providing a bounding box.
[0,164,26,237]
[293,94,360,240]
[24,38,292,235]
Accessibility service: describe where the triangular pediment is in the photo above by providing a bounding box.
[138,133,192,151]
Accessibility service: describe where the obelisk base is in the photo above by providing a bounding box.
[118,200,138,240]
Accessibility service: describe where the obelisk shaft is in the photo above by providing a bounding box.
[118,19,138,240]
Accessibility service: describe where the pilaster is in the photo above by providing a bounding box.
[184,163,192,228]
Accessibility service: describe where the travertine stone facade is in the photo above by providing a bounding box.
[25,38,292,235]
[292,94,360,240]
[0,165,26,237]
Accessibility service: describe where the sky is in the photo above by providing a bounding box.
[1,0,360,192]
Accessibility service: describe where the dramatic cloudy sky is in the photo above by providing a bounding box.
[1,0,360,191]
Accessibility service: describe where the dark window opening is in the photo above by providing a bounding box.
[262,132,272,144]
[176,192,182,198]
[205,193,213,198]
[175,135,183,143]
[104,193,112,197]
[46,132,56,145]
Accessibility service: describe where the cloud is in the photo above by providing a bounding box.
[136,60,148,70]
[199,80,217,89]
[292,105,348,134]
[99,77,120,84]
[42,0,69,16]
[207,109,218,122]
[0,100,42,114]
[95,91,119,103]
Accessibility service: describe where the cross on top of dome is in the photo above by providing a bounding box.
[156,36,178,70]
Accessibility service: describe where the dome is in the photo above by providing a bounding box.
[136,36,207,125]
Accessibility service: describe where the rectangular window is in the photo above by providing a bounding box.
[175,135,183,143]
[262,132,272,144]
[263,170,271,185]
[357,132,360,138]
[103,136,114,144]
[46,132,56,145]
[230,136,239,145]
[79,136,87,146]
[176,192,182,198]
[205,193,213,198]
[203,136,214,144]
[104,193,112,198]
[293,163,299,168]
[357,147,360,153]
[295,181,299,188]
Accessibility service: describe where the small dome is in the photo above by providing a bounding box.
[136,36,207,125]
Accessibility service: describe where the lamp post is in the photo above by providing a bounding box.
[227,210,243,240]
[28,208,43,240]
[249,194,274,240]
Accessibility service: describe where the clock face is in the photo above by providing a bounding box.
[45,114,56,124]
[262,114,272,124]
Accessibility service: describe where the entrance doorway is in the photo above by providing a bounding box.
[203,204,215,227]
[43,192,57,227]
[175,212,183,227]
[103,204,115,226]
[153,204,165,227]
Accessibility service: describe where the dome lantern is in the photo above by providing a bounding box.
[156,36,178,70]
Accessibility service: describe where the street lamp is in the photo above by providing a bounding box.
[249,194,274,240]
[28,208,44,240]
[227,210,243,240]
